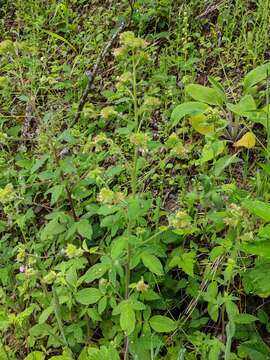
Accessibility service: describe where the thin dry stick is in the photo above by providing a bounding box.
[195,0,226,19]
[71,2,135,127]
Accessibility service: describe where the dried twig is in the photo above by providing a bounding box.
[71,2,135,127]
[195,0,226,20]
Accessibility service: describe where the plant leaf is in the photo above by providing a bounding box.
[77,219,93,240]
[82,263,109,283]
[242,199,270,222]
[185,84,225,106]
[170,102,209,127]
[75,288,102,305]
[234,132,256,149]
[120,303,135,335]
[243,62,270,93]
[41,29,77,52]
[141,253,164,275]
[149,315,177,333]
[190,114,214,135]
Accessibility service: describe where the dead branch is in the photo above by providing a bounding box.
[195,0,225,20]
[71,2,135,127]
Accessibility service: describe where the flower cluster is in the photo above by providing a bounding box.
[97,187,125,205]
[169,210,192,229]
[65,244,83,258]
[0,183,15,204]
[114,31,148,59]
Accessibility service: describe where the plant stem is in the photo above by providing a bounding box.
[52,285,70,352]
[266,70,270,155]
[124,51,139,360]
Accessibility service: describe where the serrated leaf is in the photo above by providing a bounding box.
[141,253,164,275]
[47,184,65,205]
[77,219,93,240]
[75,288,102,305]
[149,315,177,333]
[40,219,66,241]
[38,306,54,324]
[111,236,127,259]
[234,132,256,149]
[25,352,45,360]
[120,303,135,335]
[82,263,109,283]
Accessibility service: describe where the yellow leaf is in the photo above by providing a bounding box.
[189,114,214,135]
[234,132,256,149]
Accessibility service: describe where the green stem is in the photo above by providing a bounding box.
[266,70,270,155]
[52,285,70,352]
[124,52,139,360]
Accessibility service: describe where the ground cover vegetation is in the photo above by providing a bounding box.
[0,0,270,359]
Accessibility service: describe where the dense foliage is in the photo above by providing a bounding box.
[0,0,270,359]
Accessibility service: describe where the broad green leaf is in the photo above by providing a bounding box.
[31,155,49,174]
[25,352,45,360]
[242,261,270,298]
[50,185,65,205]
[177,252,195,277]
[234,132,256,149]
[190,114,214,135]
[243,62,270,92]
[75,288,102,305]
[258,224,270,237]
[120,303,135,335]
[234,314,258,324]
[111,236,127,259]
[141,253,164,275]
[208,76,227,102]
[227,95,256,117]
[170,102,209,127]
[40,219,66,241]
[241,239,270,259]
[185,84,225,105]
[38,306,54,324]
[77,219,93,240]
[82,263,109,283]
[242,199,270,222]
[208,303,219,322]
[149,315,177,333]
